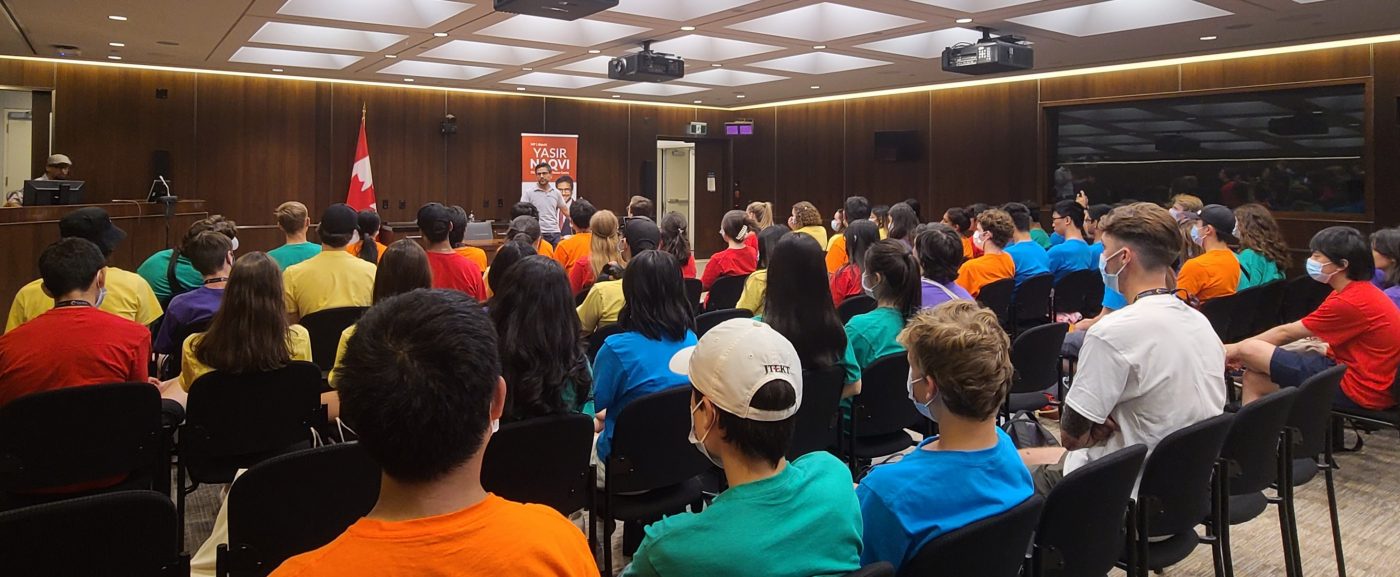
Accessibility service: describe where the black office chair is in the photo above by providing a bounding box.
[844,354,920,478]
[575,286,591,307]
[597,387,712,575]
[684,278,703,316]
[216,443,381,577]
[705,274,749,312]
[1031,444,1147,577]
[838,294,877,324]
[1211,387,1300,577]
[1278,275,1331,324]
[1246,280,1286,338]
[1051,268,1104,319]
[1119,412,1234,577]
[1199,294,1236,343]
[1005,322,1068,416]
[483,413,593,517]
[976,278,1015,331]
[586,323,626,364]
[1286,366,1350,577]
[0,383,165,507]
[1330,370,1400,437]
[844,562,895,577]
[902,494,1045,577]
[788,365,845,460]
[695,308,753,337]
[158,317,212,380]
[1011,273,1055,334]
[0,490,188,576]
[1222,286,1263,344]
[178,361,326,547]
[298,306,369,372]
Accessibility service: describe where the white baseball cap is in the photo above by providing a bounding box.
[46,154,72,167]
[669,318,803,422]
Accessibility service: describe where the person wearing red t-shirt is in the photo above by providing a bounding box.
[658,212,696,279]
[830,220,880,307]
[702,210,758,292]
[1230,227,1400,410]
[418,203,485,301]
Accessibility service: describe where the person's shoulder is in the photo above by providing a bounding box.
[288,323,311,340]
[490,498,587,538]
[792,451,852,483]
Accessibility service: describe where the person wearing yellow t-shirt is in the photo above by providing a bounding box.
[554,200,596,276]
[1177,204,1241,303]
[328,239,434,388]
[578,279,624,335]
[826,196,871,274]
[956,209,1017,298]
[6,207,161,333]
[788,201,829,248]
[283,204,377,322]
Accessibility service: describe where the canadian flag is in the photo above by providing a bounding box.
[346,107,377,211]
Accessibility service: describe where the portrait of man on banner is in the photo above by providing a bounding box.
[520,133,579,245]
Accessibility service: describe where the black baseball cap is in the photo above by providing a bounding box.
[1199,204,1237,242]
[320,203,359,236]
[59,207,125,255]
[417,202,453,238]
[623,217,661,253]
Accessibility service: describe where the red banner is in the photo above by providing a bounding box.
[521,133,578,198]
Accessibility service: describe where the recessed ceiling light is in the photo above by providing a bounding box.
[693,99,703,103]
[955,18,973,24]
[433,32,448,37]
[810,85,820,89]
[1200,35,1218,40]
[108,55,122,60]
[108,15,127,21]
[612,95,621,98]
[737,94,746,98]
[523,67,533,71]
[272,68,284,72]
[680,26,696,31]
[385,54,397,58]
[517,87,527,91]
[813,45,827,50]
[711,63,722,67]
[588,49,601,54]
[403,77,414,82]
[109,42,125,47]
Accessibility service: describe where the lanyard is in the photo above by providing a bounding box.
[54,300,93,308]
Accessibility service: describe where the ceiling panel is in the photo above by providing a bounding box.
[418,40,562,65]
[610,0,760,21]
[379,59,499,80]
[229,46,362,69]
[476,15,649,47]
[607,83,710,96]
[249,22,408,52]
[505,71,614,88]
[856,28,985,60]
[726,3,922,42]
[1008,0,1233,37]
[277,0,474,28]
[749,52,891,74]
[649,35,783,62]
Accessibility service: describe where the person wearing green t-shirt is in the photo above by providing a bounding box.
[845,240,922,372]
[1234,204,1288,290]
[624,318,862,577]
[268,201,322,270]
[136,215,238,305]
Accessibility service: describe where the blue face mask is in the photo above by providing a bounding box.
[1306,258,1339,284]
[907,370,937,422]
[1189,226,1205,247]
[1099,248,1126,294]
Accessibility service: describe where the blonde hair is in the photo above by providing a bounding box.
[746,201,773,229]
[275,202,309,234]
[898,300,1012,420]
[792,201,822,228]
[1170,194,1203,214]
[588,210,625,280]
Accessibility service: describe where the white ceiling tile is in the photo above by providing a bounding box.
[606,83,709,96]
[506,72,614,88]
[749,52,891,74]
[1007,0,1232,37]
[610,0,758,21]
[277,0,473,28]
[726,3,922,42]
[419,40,562,65]
[250,22,407,53]
[379,60,499,80]
[909,0,1047,11]
[477,15,649,47]
[682,68,789,86]
[229,46,362,69]
[649,35,782,61]
[554,55,615,74]
[855,28,984,59]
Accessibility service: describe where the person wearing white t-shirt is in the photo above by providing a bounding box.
[1026,202,1226,495]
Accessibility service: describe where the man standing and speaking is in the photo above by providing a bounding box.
[521,162,568,246]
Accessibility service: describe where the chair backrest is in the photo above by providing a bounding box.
[181,361,325,482]
[482,413,593,515]
[1009,322,1068,395]
[706,274,750,312]
[0,490,185,576]
[1136,412,1234,537]
[838,294,877,324]
[844,562,895,577]
[684,278,703,316]
[695,308,753,337]
[223,443,381,577]
[851,354,921,439]
[1221,387,1299,495]
[587,323,626,364]
[160,317,213,380]
[1035,445,1148,577]
[0,382,162,493]
[788,365,845,460]
[298,306,369,371]
[977,278,1015,328]
[1013,273,1055,324]
[902,494,1045,577]
[607,386,713,494]
[1279,275,1331,325]
[1247,280,1287,338]
[1052,269,1103,317]
[1198,295,1234,343]
[1224,286,1265,343]
[1287,365,1346,460]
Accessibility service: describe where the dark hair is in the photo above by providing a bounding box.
[843,220,880,275]
[658,212,691,269]
[1087,204,1113,222]
[555,175,574,187]
[39,237,105,296]
[618,250,694,341]
[487,238,537,293]
[184,231,232,276]
[1309,226,1374,281]
[756,223,789,269]
[888,202,919,242]
[510,202,539,220]
[721,210,750,242]
[629,196,655,221]
[702,380,798,466]
[356,210,381,264]
[418,203,452,244]
[570,199,597,231]
[195,252,292,374]
[534,162,551,172]
[871,204,890,229]
[489,256,590,422]
[943,207,971,235]
[914,223,964,285]
[1053,199,1085,232]
[447,206,469,247]
[865,239,921,320]
[339,289,500,483]
[507,215,542,244]
[1373,227,1400,288]
[903,198,922,221]
[966,203,990,220]
[844,196,871,222]
[764,234,845,372]
[1002,202,1032,232]
[373,240,432,303]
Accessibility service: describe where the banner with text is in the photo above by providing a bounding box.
[521,133,579,198]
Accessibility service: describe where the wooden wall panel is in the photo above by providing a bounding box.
[445,93,542,223]
[720,107,777,211]
[0,59,54,88]
[629,104,694,203]
[1039,65,1180,102]
[328,85,446,224]
[1373,42,1400,228]
[773,102,846,219]
[844,92,930,209]
[929,81,1040,211]
[1180,46,1371,91]
[542,99,631,216]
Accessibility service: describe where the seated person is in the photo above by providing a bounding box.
[329,240,434,389]
[625,319,862,576]
[763,233,862,399]
[1046,200,1095,283]
[1000,203,1050,287]
[570,210,624,295]
[9,207,161,332]
[940,207,976,260]
[553,200,597,275]
[859,301,1033,572]
[417,203,486,301]
[491,256,593,420]
[154,231,231,355]
[1229,227,1400,411]
[448,205,488,270]
[270,289,597,577]
[1177,204,1241,302]
[955,209,1016,298]
[830,221,879,306]
[484,237,537,299]
[283,204,377,321]
[267,201,320,270]
[511,201,557,257]
[1373,227,1400,310]
[787,201,828,247]
[1168,193,1203,222]
[744,201,774,252]
[577,218,657,334]
[827,196,872,273]
[736,224,789,316]
[627,195,656,221]
[659,211,696,279]
[702,210,759,292]
[507,215,556,261]
[886,203,919,250]
[346,209,387,264]
[845,240,921,372]
[1234,204,1289,290]
[913,223,972,310]
[138,215,238,305]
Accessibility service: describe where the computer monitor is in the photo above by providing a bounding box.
[464,221,493,241]
[23,180,85,206]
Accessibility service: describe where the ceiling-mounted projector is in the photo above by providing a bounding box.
[494,0,617,21]
[942,27,1034,75]
[609,41,685,83]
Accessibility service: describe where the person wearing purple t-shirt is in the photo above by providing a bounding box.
[1373,228,1400,310]
[154,232,232,354]
[914,223,973,310]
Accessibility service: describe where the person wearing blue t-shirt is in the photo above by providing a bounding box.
[625,318,862,577]
[1085,204,1112,266]
[1001,203,1050,286]
[858,301,1033,571]
[1046,200,1096,283]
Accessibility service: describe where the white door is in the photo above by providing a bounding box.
[2,109,31,194]
[657,141,696,248]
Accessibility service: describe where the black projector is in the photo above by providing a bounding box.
[494,0,617,21]
[609,50,685,82]
[942,33,1034,75]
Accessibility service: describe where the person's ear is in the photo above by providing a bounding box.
[921,375,939,404]
[94,268,107,292]
[694,397,716,432]
[490,377,506,421]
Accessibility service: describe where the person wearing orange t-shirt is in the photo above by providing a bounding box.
[826,196,871,274]
[446,205,488,270]
[553,200,596,275]
[346,209,388,264]
[1177,204,1241,302]
[956,208,1017,298]
[269,289,596,577]
[941,207,977,261]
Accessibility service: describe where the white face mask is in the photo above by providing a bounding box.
[831,218,842,232]
[688,401,722,468]
[907,370,936,422]
[861,273,880,295]
[491,419,499,434]
[229,236,240,252]
[972,231,987,250]
[350,229,361,246]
